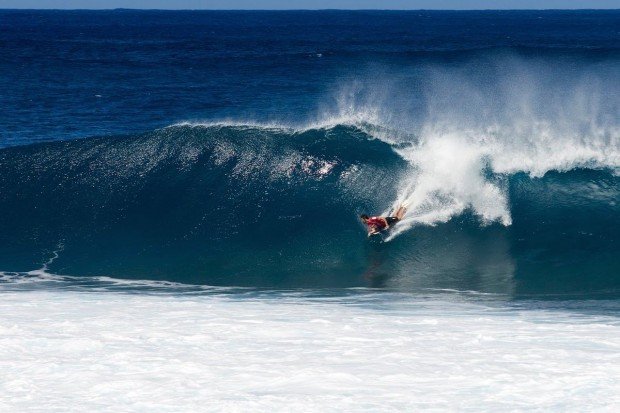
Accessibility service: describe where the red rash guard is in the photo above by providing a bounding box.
[366,216,387,230]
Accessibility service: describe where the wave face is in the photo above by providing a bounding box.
[1,122,618,296]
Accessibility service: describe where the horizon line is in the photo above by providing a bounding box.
[2,7,619,11]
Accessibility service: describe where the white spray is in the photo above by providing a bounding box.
[324,56,620,239]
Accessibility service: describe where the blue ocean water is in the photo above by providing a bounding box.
[0,9,619,298]
[2,10,620,411]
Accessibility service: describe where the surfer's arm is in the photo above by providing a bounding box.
[367,226,379,236]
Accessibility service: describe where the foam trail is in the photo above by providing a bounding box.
[385,133,512,240]
[384,121,618,240]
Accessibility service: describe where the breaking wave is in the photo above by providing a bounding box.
[0,118,618,295]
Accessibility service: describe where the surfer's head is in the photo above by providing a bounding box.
[360,214,369,222]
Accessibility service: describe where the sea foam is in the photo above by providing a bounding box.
[0,289,619,412]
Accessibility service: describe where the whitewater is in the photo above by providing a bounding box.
[1,285,619,412]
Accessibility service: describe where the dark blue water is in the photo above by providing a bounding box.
[1,10,618,297]
[2,9,619,147]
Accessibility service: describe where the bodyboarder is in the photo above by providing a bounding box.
[360,205,407,236]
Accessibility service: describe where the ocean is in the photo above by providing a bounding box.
[0,9,619,411]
